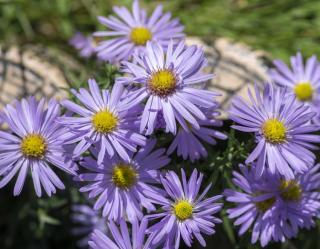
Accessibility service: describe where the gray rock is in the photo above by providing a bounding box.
[186,37,271,119]
[0,44,81,108]
[0,39,270,120]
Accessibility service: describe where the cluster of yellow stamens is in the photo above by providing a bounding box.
[173,200,193,221]
[255,197,276,212]
[279,180,302,202]
[294,82,313,101]
[130,27,152,46]
[148,69,177,97]
[21,134,47,159]
[112,164,137,189]
[262,118,286,144]
[92,110,118,134]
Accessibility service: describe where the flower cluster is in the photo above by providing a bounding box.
[227,52,320,246]
[225,163,320,247]
[88,169,222,249]
[65,1,225,248]
[2,0,320,249]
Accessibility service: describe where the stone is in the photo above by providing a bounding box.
[0,44,82,108]
[186,37,271,119]
[0,38,270,120]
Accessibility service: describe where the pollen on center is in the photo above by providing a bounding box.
[279,180,302,202]
[21,134,47,159]
[92,110,118,134]
[294,82,313,102]
[130,27,152,46]
[148,69,177,97]
[262,118,286,144]
[255,197,276,212]
[112,164,137,189]
[173,200,193,221]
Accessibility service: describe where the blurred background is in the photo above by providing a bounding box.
[1,0,320,60]
[1,0,320,248]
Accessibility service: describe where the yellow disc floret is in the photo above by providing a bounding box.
[294,82,313,101]
[255,197,276,212]
[92,110,118,134]
[262,118,286,144]
[130,27,152,46]
[112,164,137,189]
[279,180,301,202]
[173,200,193,221]
[148,70,177,97]
[21,134,47,158]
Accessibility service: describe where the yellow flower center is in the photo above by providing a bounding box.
[279,180,301,202]
[294,82,313,101]
[112,164,137,189]
[21,134,47,158]
[255,197,276,212]
[92,110,118,134]
[148,70,177,97]
[262,118,286,144]
[130,27,152,46]
[173,200,193,221]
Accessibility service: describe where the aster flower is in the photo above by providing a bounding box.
[229,83,320,179]
[120,40,217,135]
[89,218,153,249]
[269,52,320,123]
[0,97,76,197]
[94,0,184,63]
[75,139,170,222]
[70,32,97,58]
[167,105,227,162]
[59,79,146,164]
[224,163,320,247]
[71,204,107,248]
[147,169,222,248]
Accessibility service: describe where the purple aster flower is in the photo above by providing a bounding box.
[147,169,222,248]
[89,218,153,249]
[167,105,227,162]
[119,40,217,135]
[59,79,146,164]
[0,97,76,197]
[229,83,320,179]
[224,163,320,247]
[269,52,320,123]
[94,0,184,63]
[70,32,97,58]
[71,204,107,248]
[75,139,170,222]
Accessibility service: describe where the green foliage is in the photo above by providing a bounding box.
[1,0,320,61]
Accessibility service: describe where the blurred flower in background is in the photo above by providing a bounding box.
[94,0,184,63]
[71,204,107,248]
[69,32,97,59]
[270,52,320,124]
